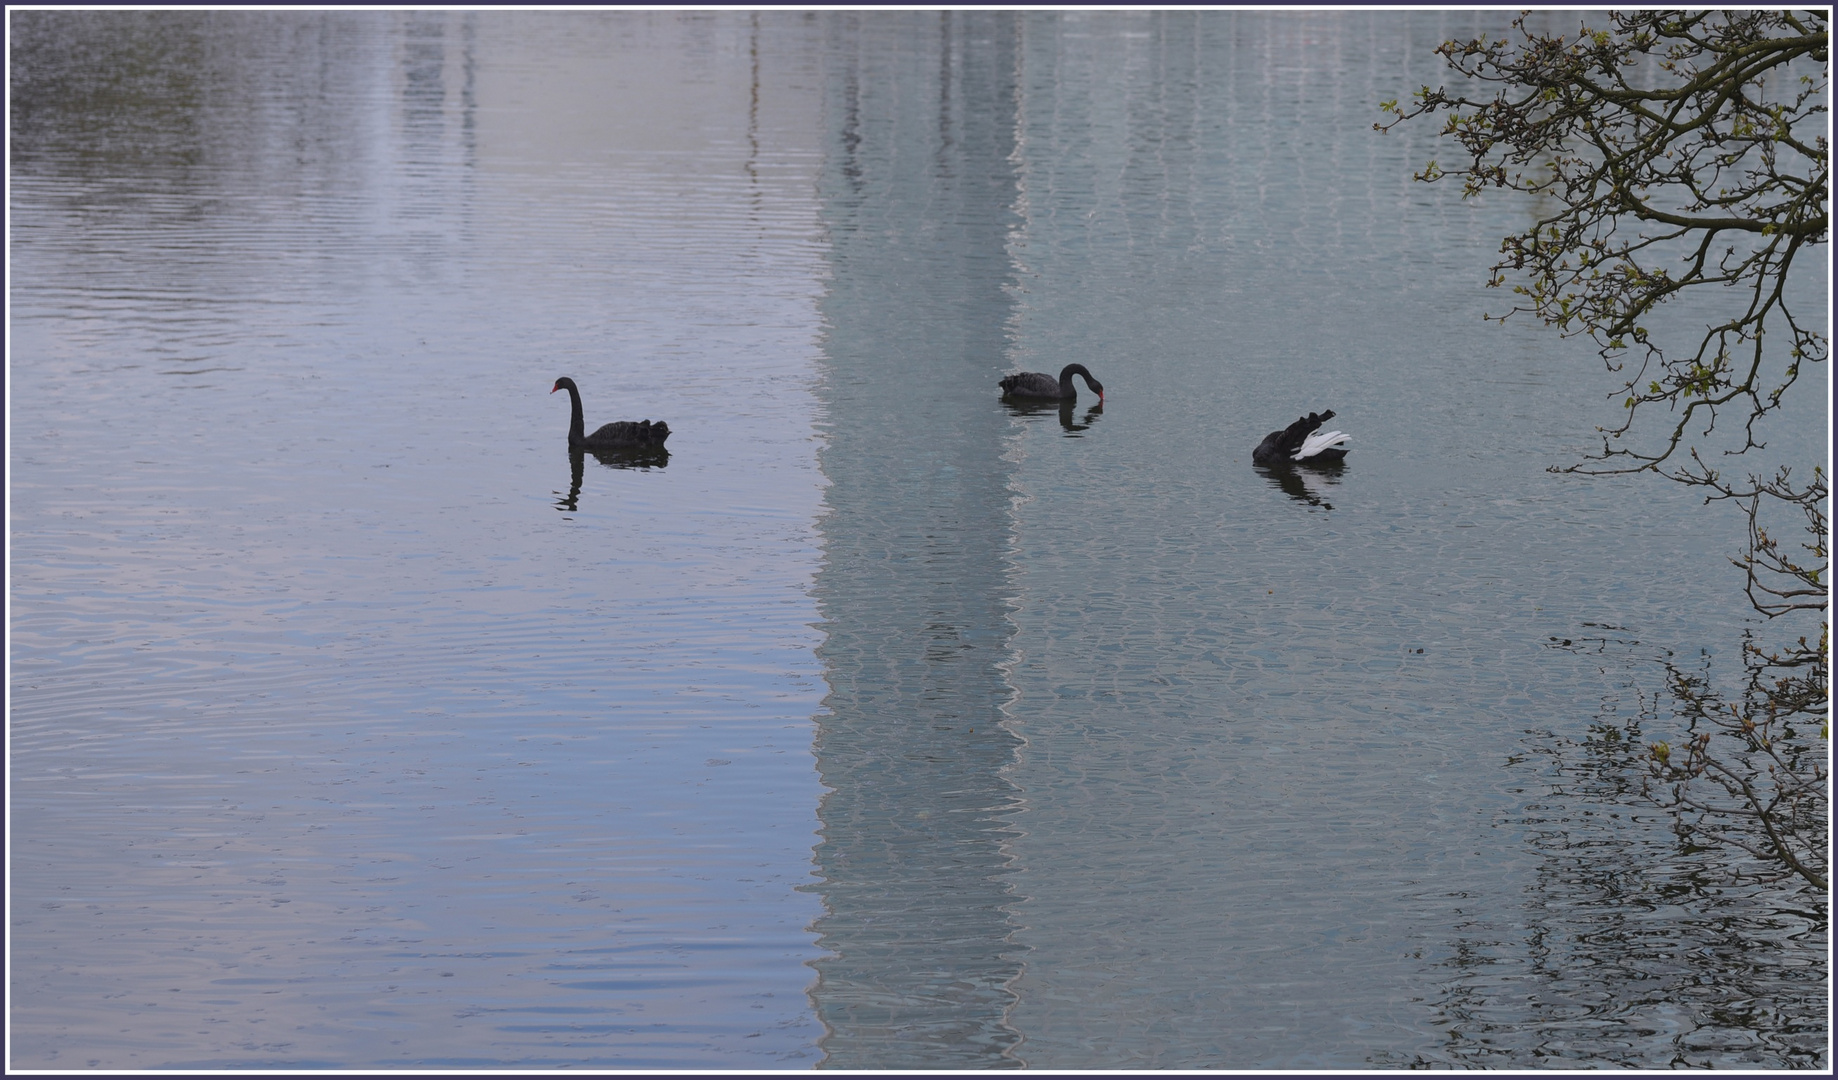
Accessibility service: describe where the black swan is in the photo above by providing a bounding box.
[551,377,670,450]
[999,363,1104,402]
[1252,410,1350,466]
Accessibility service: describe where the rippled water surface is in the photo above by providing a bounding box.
[9,10,1828,1071]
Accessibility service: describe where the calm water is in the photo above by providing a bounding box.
[8,10,1828,1071]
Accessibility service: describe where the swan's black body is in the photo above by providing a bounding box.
[1253,410,1350,466]
[551,377,670,450]
[1000,363,1104,402]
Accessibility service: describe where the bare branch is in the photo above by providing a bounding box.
[1378,10,1828,478]
[1384,12,1831,891]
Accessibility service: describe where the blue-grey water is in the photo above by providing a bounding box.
[8,10,1828,1071]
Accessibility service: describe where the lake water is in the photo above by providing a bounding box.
[8,10,1828,1071]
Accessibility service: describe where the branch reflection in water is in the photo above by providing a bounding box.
[1400,630,1830,1068]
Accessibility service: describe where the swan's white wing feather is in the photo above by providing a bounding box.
[1293,430,1350,460]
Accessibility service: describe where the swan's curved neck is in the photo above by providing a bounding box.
[563,383,586,446]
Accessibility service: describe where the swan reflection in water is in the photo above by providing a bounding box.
[1255,458,1344,509]
[553,446,669,513]
[1004,398,1105,435]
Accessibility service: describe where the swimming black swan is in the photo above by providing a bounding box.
[551,377,670,450]
[1252,410,1350,466]
[999,363,1104,402]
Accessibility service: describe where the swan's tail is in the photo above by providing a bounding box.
[1293,430,1349,460]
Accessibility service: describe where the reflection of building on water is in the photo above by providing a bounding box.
[806,11,1028,1069]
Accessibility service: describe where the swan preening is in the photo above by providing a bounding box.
[1000,363,1104,402]
[1253,410,1350,466]
[551,377,670,450]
